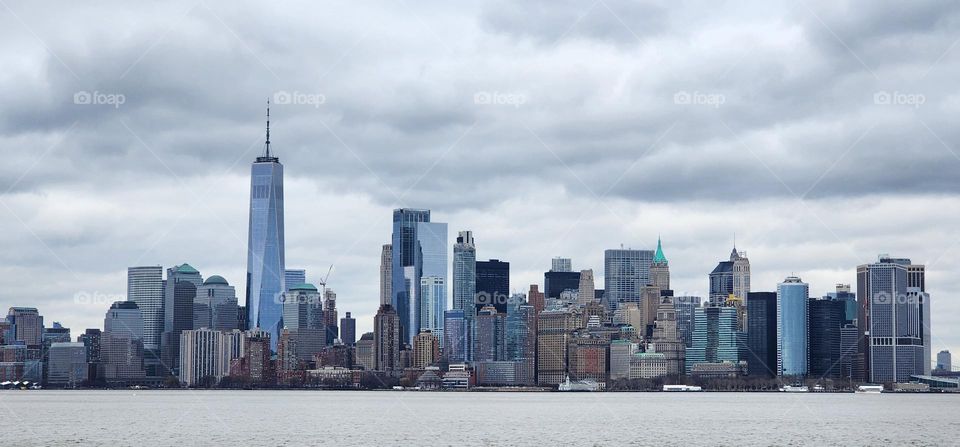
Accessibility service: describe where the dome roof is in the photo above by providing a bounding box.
[203,275,229,286]
[176,263,199,274]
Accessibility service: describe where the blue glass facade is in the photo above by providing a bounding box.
[452,231,476,318]
[685,306,739,373]
[245,156,285,349]
[603,249,654,313]
[777,277,808,377]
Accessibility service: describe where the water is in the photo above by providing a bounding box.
[3,390,957,446]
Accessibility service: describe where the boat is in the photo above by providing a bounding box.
[856,385,884,394]
[558,375,602,392]
[779,385,809,392]
[662,385,702,392]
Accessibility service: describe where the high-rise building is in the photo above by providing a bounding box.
[47,342,87,387]
[452,231,477,318]
[537,308,578,385]
[708,246,750,306]
[544,271,581,300]
[567,335,608,381]
[777,276,809,377]
[474,306,506,362]
[857,255,931,383]
[195,275,238,331]
[937,350,952,372]
[420,276,445,343]
[391,208,431,344]
[528,285,545,316]
[826,284,857,326]
[284,269,306,293]
[808,297,844,380]
[6,307,43,347]
[162,264,201,374]
[323,289,339,345]
[577,270,595,305]
[340,312,356,346]
[104,301,144,341]
[283,283,322,332]
[443,310,469,364]
[380,244,392,306]
[245,105,286,349]
[373,304,401,371]
[673,296,701,348]
[686,306,740,374]
[609,339,638,380]
[412,330,439,369]
[551,257,572,272]
[650,237,670,291]
[476,259,510,314]
[650,296,685,376]
[355,333,376,370]
[127,266,163,360]
[746,292,777,377]
[603,248,654,313]
[179,328,234,387]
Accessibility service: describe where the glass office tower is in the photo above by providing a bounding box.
[777,276,809,377]
[246,106,286,349]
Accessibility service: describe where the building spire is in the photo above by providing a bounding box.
[265,98,271,158]
[653,235,668,264]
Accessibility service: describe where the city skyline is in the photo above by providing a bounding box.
[1,1,959,362]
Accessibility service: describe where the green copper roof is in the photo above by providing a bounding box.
[176,263,199,274]
[289,283,318,292]
[653,237,668,264]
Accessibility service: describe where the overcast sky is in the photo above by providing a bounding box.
[1,0,958,362]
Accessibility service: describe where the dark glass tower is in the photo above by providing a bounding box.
[746,292,777,377]
[808,298,844,380]
[246,103,286,349]
[475,259,509,314]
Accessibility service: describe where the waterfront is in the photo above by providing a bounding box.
[3,391,957,446]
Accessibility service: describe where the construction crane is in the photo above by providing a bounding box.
[317,264,334,297]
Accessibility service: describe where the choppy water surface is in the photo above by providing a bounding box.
[3,390,958,446]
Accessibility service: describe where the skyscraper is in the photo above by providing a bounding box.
[127,266,163,360]
[777,276,809,377]
[452,231,477,317]
[544,270,581,301]
[673,296,701,348]
[808,297,844,380]
[195,275,238,331]
[937,350,952,372]
[650,237,670,291]
[476,259,510,314]
[5,307,43,347]
[857,255,931,383]
[577,270,595,305]
[551,257,572,272]
[746,292,777,377]
[391,208,432,344]
[708,246,750,306]
[340,312,356,346]
[650,296,685,376]
[284,269,306,293]
[104,301,144,340]
[162,263,201,374]
[374,304,401,371]
[603,248,654,313]
[380,244,392,306]
[420,276,445,343]
[685,306,739,373]
[443,309,469,363]
[246,104,286,349]
[474,306,505,362]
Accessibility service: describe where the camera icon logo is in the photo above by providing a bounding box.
[873,291,892,305]
[74,91,92,105]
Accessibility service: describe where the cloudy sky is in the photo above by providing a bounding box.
[1,0,958,362]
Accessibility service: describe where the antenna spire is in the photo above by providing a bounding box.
[265,99,271,157]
